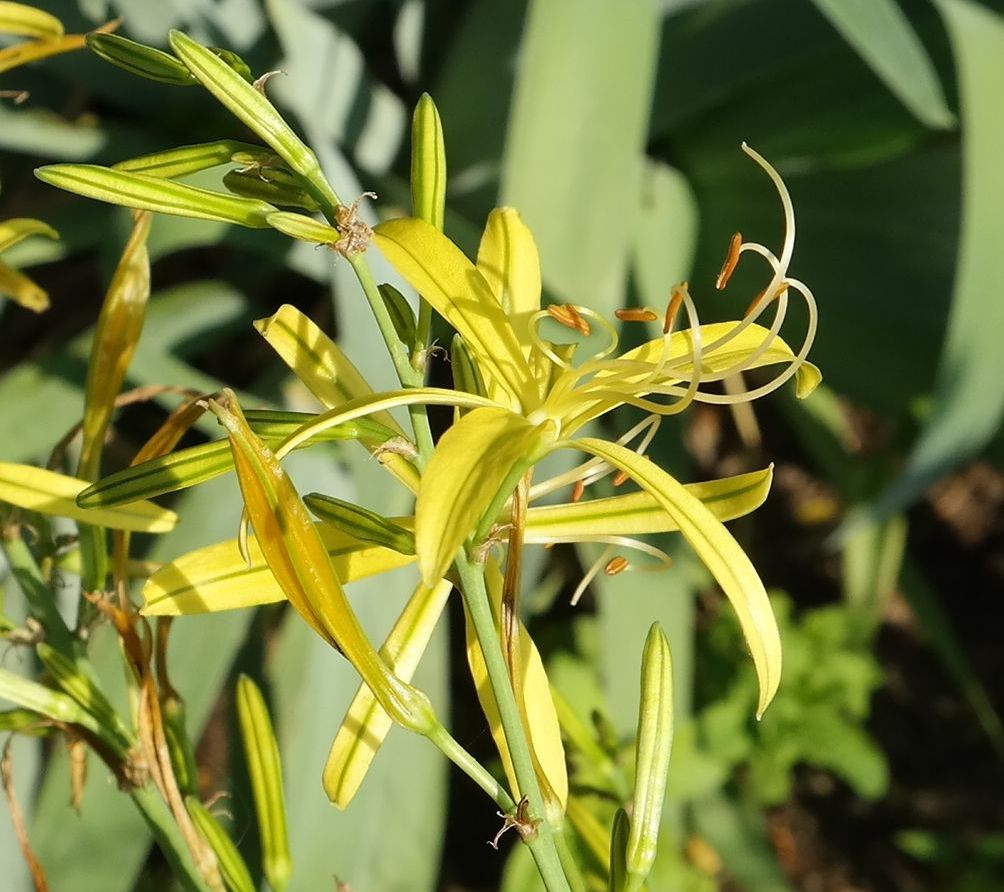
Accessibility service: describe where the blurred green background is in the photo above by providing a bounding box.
[3,0,1004,889]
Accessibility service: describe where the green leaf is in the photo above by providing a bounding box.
[809,0,954,129]
[870,0,1004,517]
[501,0,660,320]
[35,165,277,228]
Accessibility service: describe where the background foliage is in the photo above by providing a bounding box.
[3,0,1004,889]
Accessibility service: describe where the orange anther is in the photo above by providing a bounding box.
[571,479,586,502]
[604,556,629,576]
[743,281,789,318]
[612,470,629,487]
[547,303,591,336]
[663,286,685,335]
[615,307,659,323]
[716,232,743,290]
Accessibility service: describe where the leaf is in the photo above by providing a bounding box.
[525,467,773,540]
[867,0,1004,516]
[415,406,547,585]
[0,461,177,532]
[809,0,954,129]
[374,218,538,410]
[34,165,277,227]
[142,523,414,616]
[501,0,660,320]
[323,579,452,808]
[569,438,781,718]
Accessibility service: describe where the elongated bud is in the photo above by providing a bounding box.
[624,623,674,890]
[0,667,105,741]
[208,47,252,83]
[608,808,630,892]
[303,493,415,555]
[410,93,446,230]
[236,675,291,892]
[223,169,318,212]
[378,283,417,346]
[87,33,197,86]
[450,334,487,398]
[265,211,341,246]
[186,797,256,892]
[114,140,258,179]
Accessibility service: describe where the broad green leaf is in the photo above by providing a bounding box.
[569,438,781,717]
[0,461,177,532]
[501,0,659,320]
[236,676,291,892]
[415,406,549,585]
[0,3,63,39]
[114,141,260,179]
[374,218,537,409]
[34,165,277,227]
[323,579,452,808]
[410,93,446,230]
[525,467,773,540]
[86,32,197,85]
[464,560,568,812]
[871,0,1004,515]
[0,217,58,254]
[810,0,954,129]
[0,260,47,312]
[142,523,414,617]
[167,30,340,212]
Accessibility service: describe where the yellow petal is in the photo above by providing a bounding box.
[374,218,538,410]
[525,467,772,540]
[570,438,781,718]
[142,523,414,615]
[464,560,567,811]
[0,462,177,533]
[415,406,550,585]
[0,260,48,312]
[323,578,452,808]
[476,208,542,363]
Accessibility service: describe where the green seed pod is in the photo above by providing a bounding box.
[236,675,291,892]
[86,33,197,86]
[378,283,417,347]
[304,493,416,555]
[624,623,674,891]
[185,796,256,892]
[451,334,487,398]
[223,168,319,212]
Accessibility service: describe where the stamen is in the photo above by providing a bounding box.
[571,479,586,502]
[615,308,659,323]
[604,556,629,576]
[744,281,789,319]
[663,285,686,335]
[716,232,743,290]
[571,545,613,606]
[547,303,591,336]
[612,470,628,487]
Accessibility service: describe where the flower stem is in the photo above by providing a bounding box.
[130,786,214,892]
[426,722,514,812]
[454,555,571,892]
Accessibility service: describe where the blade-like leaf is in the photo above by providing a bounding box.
[810,0,954,129]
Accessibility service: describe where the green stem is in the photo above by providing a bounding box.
[348,254,436,461]
[131,786,214,892]
[427,722,514,812]
[554,826,589,892]
[2,529,75,655]
[454,555,571,892]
